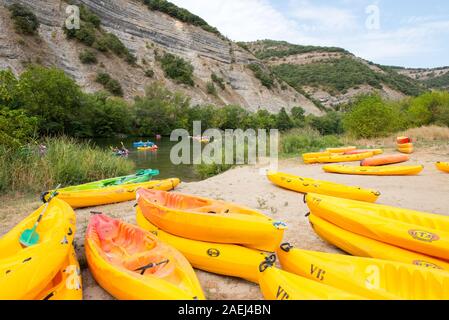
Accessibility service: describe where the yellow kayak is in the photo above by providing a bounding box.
[436,162,449,173]
[398,147,414,154]
[85,214,205,300]
[259,262,364,300]
[0,199,76,300]
[326,146,356,153]
[323,164,424,176]
[45,178,180,209]
[137,189,286,252]
[306,193,449,260]
[302,151,331,160]
[136,208,268,283]
[315,152,374,163]
[266,171,380,202]
[34,246,83,300]
[277,245,449,300]
[309,214,449,271]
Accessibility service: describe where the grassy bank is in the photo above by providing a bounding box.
[0,136,134,194]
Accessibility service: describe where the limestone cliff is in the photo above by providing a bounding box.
[0,0,322,115]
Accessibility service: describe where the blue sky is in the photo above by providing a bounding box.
[170,0,449,68]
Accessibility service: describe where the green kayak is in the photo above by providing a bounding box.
[57,169,160,192]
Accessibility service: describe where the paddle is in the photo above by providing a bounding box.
[19,184,61,247]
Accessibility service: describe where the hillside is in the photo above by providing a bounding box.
[0,1,446,115]
[393,66,449,90]
[0,0,320,115]
[245,40,426,108]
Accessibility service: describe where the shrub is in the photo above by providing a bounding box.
[206,82,216,95]
[8,4,40,35]
[144,69,155,78]
[79,4,101,28]
[248,64,274,89]
[79,50,98,64]
[158,53,194,86]
[95,72,123,96]
[343,94,405,138]
[211,73,225,90]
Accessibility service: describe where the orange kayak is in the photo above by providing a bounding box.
[345,149,383,155]
[361,154,410,166]
[137,189,286,252]
[85,214,204,300]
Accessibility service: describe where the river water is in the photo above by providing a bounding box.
[91,137,202,182]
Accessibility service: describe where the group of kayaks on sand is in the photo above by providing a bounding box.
[1,135,449,300]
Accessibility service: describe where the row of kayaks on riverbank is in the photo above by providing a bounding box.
[5,187,449,300]
[1,145,449,300]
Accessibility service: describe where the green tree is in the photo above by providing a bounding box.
[343,94,404,138]
[276,107,294,131]
[0,107,38,148]
[15,66,84,135]
[290,106,305,127]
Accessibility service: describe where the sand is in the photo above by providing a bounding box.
[2,148,449,300]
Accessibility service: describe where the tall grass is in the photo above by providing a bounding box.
[0,136,134,193]
[280,128,342,156]
[344,126,449,149]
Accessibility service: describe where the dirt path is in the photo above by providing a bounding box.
[2,148,449,300]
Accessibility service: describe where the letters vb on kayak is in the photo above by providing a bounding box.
[169,122,280,174]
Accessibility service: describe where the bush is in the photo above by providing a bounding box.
[211,73,225,90]
[206,82,216,95]
[79,50,98,64]
[145,69,155,78]
[96,72,123,96]
[307,111,344,135]
[0,107,37,148]
[280,128,342,156]
[248,64,274,89]
[79,4,101,28]
[8,4,40,35]
[343,94,405,138]
[0,136,134,193]
[158,53,194,86]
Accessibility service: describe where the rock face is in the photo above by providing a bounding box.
[0,0,322,115]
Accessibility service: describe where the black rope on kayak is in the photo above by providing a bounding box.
[305,212,311,217]
[280,243,293,253]
[303,193,307,204]
[134,259,169,275]
[259,256,275,273]
[40,191,50,203]
[133,203,138,208]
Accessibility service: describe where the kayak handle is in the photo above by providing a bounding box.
[280,243,293,253]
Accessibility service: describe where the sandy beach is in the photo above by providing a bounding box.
[1,147,449,300]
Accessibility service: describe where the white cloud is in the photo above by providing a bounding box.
[169,0,307,42]
[169,0,449,67]
[287,0,358,31]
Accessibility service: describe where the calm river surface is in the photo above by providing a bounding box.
[91,137,202,182]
